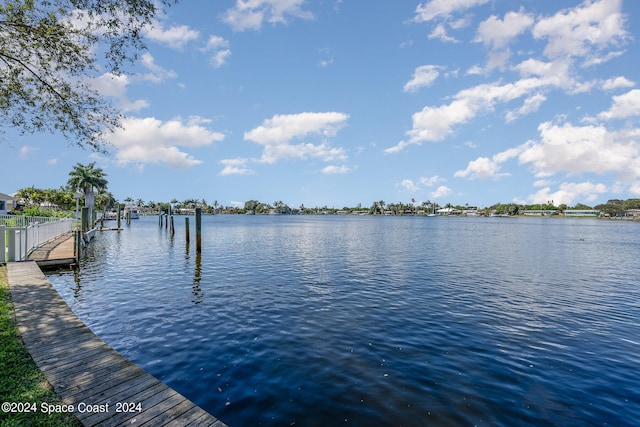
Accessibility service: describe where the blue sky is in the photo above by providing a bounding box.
[3,0,640,209]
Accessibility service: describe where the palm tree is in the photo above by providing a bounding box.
[67,162,108,213]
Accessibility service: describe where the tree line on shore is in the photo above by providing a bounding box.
[7,163,639,218]
[9,185,640,218]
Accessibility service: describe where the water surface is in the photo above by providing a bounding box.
[49,215,640,426]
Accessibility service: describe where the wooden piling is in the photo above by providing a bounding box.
[117,204,121,229]
[81,207,89,233]
[195,208,202,253]
[170,215,175,236]
[185,217,190,244]
[75,229,81,262]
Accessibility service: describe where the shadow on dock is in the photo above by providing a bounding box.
[7,261,228,427]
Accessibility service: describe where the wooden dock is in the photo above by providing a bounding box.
[7,261,228,427]
[27,232,76,269]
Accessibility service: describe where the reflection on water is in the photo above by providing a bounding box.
[48,216,640,427]
[192,251,203,304]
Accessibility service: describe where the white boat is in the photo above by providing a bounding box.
[123,206,140,219]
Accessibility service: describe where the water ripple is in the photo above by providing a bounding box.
[47,216,640,426]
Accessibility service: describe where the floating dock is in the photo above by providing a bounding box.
[7,261,228,427]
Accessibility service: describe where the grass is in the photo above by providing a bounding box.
[0,266,81,427]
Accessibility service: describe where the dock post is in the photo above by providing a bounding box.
[81,207,89,233]
[159,208,162,227]
[75,229,81,261]
[126,211,131,225]
[185,217,190,244]
[117,204,121,229]
[170,215,175,236]
[195,208,202,253]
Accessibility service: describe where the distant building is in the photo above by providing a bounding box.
[437,207,460,215]
[463,207,478,216]
[522,209,559,216]
[564,209,601,217]
[0,192,17,215]
[626,209,640,217]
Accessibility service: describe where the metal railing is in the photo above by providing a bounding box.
[2,218,74,262]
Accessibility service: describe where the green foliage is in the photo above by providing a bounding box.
[22,207,53,217]
[571,203,593,210]
[67,162,108,193]
[0,0,175,150]
[594,199,640,216]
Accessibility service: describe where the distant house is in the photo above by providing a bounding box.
[0,192,17,215]
[437,207,460,215]
[564,209,601,217]
[522,209,559,216]
[626,209,640,218]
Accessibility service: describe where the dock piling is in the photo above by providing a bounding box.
[195,208,202,253]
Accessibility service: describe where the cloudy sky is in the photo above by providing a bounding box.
[3,0,640,208]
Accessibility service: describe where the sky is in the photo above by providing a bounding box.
[3,0,640,209]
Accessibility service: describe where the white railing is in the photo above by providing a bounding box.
[0,215,67,228]
[2,218,74,262]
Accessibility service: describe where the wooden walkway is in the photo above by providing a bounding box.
[27,232,76,268]
[7,261,228,427]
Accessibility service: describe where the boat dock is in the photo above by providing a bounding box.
[27,232,76,269]
[6,261,228,427]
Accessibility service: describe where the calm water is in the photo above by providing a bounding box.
[48,215,640,426]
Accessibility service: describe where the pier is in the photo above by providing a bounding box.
[27,232,76,268]
[6,261,227,427]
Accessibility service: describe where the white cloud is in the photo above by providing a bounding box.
[395,78,540,149]
[211,49,232,68]
[397,175,446,193]
[466,65,485,75]
[413,0,490,23]
[454,157,508,180]
[505,93,547,123]
[140,53,178,84]
[19,145,38,159]
[455,145,527,180]
[205,35,229,50]
[223,0,313,32]
[598,89,640,120]
[518,121,640,180]
[107,116,224,169]
[203,36,232,68]
[92,73,149,112]
[244,112,349,164]
[403,65,442,93]
[419,175,444,187]
[428,24,458,43]
[532,0,627,61]
[219,158,254,176]
[145,23,200,49]
[601,76,635,90]
[399,179,420,192]
[321,165,351,174]
[486,49,512,70]
[475,10,534,50]
[431,185,452,198]
[526,181,608,205]
[388,56,583,153]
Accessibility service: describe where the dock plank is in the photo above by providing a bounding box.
[7,261,228,427]
[27,232,77,268]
